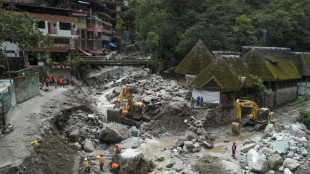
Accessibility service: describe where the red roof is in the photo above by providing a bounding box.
[79,49,93,56]
[29,13,78,23]
[88,50,103,54]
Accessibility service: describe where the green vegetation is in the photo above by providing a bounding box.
[299,109,310,130]
[71,58,91,78]
[121,0,310,60]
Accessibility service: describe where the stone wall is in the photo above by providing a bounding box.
[263,89,276,108]
[275,86,297,106]
[14,73,39,104]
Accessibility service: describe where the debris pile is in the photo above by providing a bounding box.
[239,123,310,174]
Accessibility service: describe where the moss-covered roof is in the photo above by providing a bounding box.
[243,51,301,81]
[293,53,310,76]
[174,39,215,75]
[190,58,253,92]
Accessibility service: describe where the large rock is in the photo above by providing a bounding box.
[176,136,186,147]
[119,137,141,149]
[83,139,95,152]
[69,129,80,142]
[289,124,307,138]
[284,168,293,174]
[272,140,289,154]
[99,123,131,143]
[283,158,300,171]
[184,141,194,148]
[112,148,155,174]
[186,131,199,141]
[264,124,276,137]
[241,143,256,153]
[247,149,269,173]
[268,154,283,170]
[202,140,214,149]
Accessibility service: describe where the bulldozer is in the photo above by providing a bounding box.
[107,87,148,127]
[232,99,274,134]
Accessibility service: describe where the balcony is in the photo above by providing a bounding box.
[103,29,112,34]
[87,24,102,32]
[54,44,78,50]
[102,35,111,41]
[49,29,58,34]
[71,30,79,35]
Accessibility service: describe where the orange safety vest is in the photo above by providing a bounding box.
[99,157,104,164]
[49,76,52,81]
[111,163,119,169]
[59,78,63,84]
[232,144,236,151]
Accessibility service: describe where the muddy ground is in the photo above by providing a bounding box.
[0,66,309,174]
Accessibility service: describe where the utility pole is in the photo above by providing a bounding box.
[4,47,12,84]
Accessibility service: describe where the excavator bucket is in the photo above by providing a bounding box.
[232,122,242,135]
[107,108,122,123]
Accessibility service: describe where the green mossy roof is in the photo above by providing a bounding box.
[299,54,310,76]
[243,51,301,81]
[190,58,253,92]
[174,39,215,75]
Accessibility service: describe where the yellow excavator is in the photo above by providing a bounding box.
[107,87,147,127]
[232,99,274,134]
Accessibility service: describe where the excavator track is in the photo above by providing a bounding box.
[120,116,141,127]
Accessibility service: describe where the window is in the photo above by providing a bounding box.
[38,20,45,29]
[59,22,71,30]
[103,24,111,30]
[78,18,86,24]
[103,32,112,37]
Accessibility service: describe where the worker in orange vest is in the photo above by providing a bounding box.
[115,144,122,154]
[110,163,120,174]
[232,141,237,158]
[99,153,104,171]
[59,76,64,87]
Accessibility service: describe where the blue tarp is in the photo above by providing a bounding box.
[109,42,118,47]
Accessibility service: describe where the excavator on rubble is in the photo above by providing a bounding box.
[232,99,274,134]
[107,87,149,127]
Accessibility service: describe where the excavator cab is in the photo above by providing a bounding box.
[133,102,146,119]
[257,108,270,121]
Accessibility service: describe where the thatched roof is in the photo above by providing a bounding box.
[243,51,301,81]
[190,57,253,92]
[292,53,310,77]
[174,39,215,75]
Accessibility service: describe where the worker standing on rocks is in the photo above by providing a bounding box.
[99,153,104,171]
[191,96,194,107]
[200,97,203,106]
[110,163,120,174]
[115,144,122,154]
[83,158,90,174]
[196,96,200,106]
[232,141,237,158]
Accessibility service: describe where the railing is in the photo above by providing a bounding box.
[103,29,112,34]
[102,35,111,41]
[46,62,72,69]
[54,44,78,50]
[87,24,102,32]
[49,29,58,34]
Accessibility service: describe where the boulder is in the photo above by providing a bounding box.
[283,158,300,171]
[99,123,131,143]
[112,148,155,174]
[284,168,292,174]
[260,147,276,156]
[301,148,308,157]
[268,154,283,170]
[241,143,256,153]
[264,124,276,137]
[272,140,289,154]
[70,142,82,150]
[83,139,95,152]
[186,131,199,141]
[202,140,213,149]
[176,136,186,147]
[119,137,140,149]
[247,149,269,173]
[69,129,80,142]
[184,141,194,148]
[289,124,306,138]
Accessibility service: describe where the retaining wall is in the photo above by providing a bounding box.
[275,86,297,106]
[14,73,39,104]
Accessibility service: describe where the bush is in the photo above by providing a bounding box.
[299,109,310,130]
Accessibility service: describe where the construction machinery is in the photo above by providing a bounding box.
[107,87,148,127]
[232,99,274,134]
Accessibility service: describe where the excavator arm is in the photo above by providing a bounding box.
[117,87,134,115]
[232,99,259,134]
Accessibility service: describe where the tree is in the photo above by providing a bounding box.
[0,3,51,48]
[144,31,160,57]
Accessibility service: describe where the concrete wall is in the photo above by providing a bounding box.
[0,42,20,57]
[14,73,39,104]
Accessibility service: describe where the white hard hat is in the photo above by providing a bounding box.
[84,158,87,161]
[245,166,249,170]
